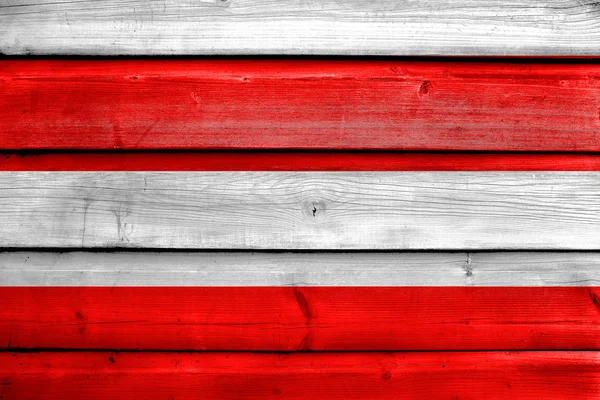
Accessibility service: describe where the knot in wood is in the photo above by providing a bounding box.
[302,200,326,218]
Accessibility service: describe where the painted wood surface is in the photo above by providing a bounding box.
[3,61,600,151]
[2,352,599,399]
[2,1,600,56]
[4,286,600,350]
[3,251,600,287]
[3,153,600,171]
[0,172,599,249]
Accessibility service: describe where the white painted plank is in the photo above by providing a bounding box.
[2,252,600,286]
[1,0,600,56]
[0,172,599,249]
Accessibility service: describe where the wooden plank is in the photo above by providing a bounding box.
[3,60,600,151]
[2,251,600,287]
[2,1,600,56]
[3,286,600,350]
[2,252,600,350]
[3,153,600,171]
[1,352,599,399]
[0,172,599,249]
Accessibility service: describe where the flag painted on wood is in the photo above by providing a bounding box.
[2,60,600,399]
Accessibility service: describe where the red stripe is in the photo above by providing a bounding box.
[3,152,600,171]
[1,351,597,399]
[2,287,600,351]
[2,60,600,151]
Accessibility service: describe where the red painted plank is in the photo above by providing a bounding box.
[1,351,598,399]
[2,287,600,351]
[2,152,600,171]
[2,60,600,151]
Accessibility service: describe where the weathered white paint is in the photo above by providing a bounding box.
[2,252,600,286]
[0,172,599,249]
[1,0,600,55]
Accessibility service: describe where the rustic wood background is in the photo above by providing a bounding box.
[2,1,600,399]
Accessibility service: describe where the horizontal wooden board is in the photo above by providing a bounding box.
[2,252,600,286]
[0,172,599,249]
[2,1,600,56]
[3,153,600,171]
[1,352,599,399]
[3,286,600,350]
[3,61,600,151]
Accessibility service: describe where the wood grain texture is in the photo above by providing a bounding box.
[0,172,599,249]
[4,60,600,151]
[4,286,600,350]
[3,251,600,286]
[2,1,600,56]
[1,352,599,399]
[4,153,600,171]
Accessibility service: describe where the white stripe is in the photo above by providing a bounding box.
[1,0,599,56]
[2,252,600,286]
[0,172,599,250]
